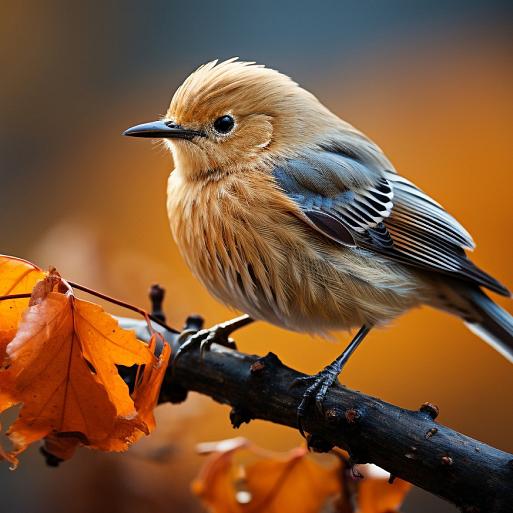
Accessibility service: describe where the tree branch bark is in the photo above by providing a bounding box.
[119,316,513,513]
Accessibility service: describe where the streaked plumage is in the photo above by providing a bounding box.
[127,58,513,363]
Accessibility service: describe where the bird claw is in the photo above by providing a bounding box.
[294,369,340,438]
[197,325,236,357]
[173,324,237,365]
[291,325,372,438]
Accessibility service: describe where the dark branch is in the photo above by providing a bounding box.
[118,315,513,513]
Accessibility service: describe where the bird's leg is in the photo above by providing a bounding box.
[173,314,254,363]
[295,325,372,437]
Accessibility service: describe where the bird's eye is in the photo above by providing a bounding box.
[213,115,235,134]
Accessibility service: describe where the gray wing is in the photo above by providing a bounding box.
[273,148,509,296]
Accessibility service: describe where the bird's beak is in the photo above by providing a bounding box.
[123,120,205,140]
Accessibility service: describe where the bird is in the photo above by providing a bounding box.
[124,58,513,428]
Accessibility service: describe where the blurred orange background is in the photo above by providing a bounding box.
[1,1,512,512]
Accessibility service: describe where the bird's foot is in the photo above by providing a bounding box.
[173,322,238,364]
[292,325,372,439]
[173,315,253,367]
[294,362,342,438]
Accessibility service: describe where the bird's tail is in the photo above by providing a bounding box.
[460,286,513,363]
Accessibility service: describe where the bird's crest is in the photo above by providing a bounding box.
[168,58,299,123]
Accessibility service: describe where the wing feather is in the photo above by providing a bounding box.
[386,173,475,249]
[273,148,509,296]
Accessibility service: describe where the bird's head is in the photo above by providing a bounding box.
[124,59,340,180]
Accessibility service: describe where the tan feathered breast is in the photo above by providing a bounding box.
[167,168,426,334]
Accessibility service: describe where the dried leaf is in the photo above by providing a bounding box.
[0,273,154,464]
[245,448,341,512]
[0,256,46,464]
[72,298,153,417]
[193,440,413,513]
[0,255,45,351]
[357,465,411,513]
[193,438,250,513]
[92,336,171,453]
[192,438,340,513]
[133,335,171,433]
[41,432,84,463]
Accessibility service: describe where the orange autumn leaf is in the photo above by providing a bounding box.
[39,344,174,461]
[41,432,85,464]
[0,255,45,356]
[1,273,154,463]
[192,438,341,513]
[193,439,413,513]
[92,335,171,453]
[0,256,46,464]
[193,438,251,513]
[357,465,411,513]
[72,298,154,417]
[133,334,171,433]
[244,449,341,513]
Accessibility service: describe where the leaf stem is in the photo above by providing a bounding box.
[0,293,32,301]
[67,281,178,334]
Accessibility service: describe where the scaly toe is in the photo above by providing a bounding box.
[297,397,309,438]
[190,329,209,343]
[206,326,238,349]
[296,381,323,437]
[199,334,215,359]
[314,380,334,415]
[214,328,232,346]
[295,372,340,435]
[173,329,208,364]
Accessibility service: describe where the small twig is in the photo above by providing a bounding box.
[149,284,166,322]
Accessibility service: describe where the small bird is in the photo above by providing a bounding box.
[125,59,512,423]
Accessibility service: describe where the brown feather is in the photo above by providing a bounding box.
[168,166,427,333]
